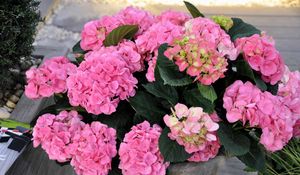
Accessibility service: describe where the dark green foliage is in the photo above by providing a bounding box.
[183,88,215,114]
[234,59,267,91]
[143,81,178,106]
[217,122,250,156]
[184,1,205,18]
[238,140,266,172]
[129,91,167,124]
[228,18,261,41]
[159,127,192,162]
[103,25,139,46]
[156,43,193,86]
[264,139,300,175]
[0,0,40,91]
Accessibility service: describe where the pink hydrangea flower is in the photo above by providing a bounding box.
[117,7,155,35]
[165,37,228,85]
[188,139,220,162]
[80,17,122,51]
[156,10,191,26]
[277,66,300,138]
[32,111,84,162]
[293,119,300,138]
[235,33,285,85]
[185,17,238,60]
[67,47,138,115]
[25,56,76,99]
[117,40,144,73]
[69,122,117,175]
[223,80,296,151]
[119,121,169,175]
[223,80,261,125]
[146,55,157,82]
[136,21,184,54]
[164,103,220,161]
[136,21,184,82]
[278,66,300,117]
[80,7,154,51]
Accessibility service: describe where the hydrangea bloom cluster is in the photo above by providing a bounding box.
[32,111,117,175]
[80,7,154,51]
[163,103,220,162]
[223,80,295,151]
[185,17,238,60]
[156,10,191,26]
[235,33,285,85]
[69,122,117,175]
[165,37,228,85]
[117,40,144,73]
[293,120,300,138]
[119,121,169,175]
[32,111,84,162]
[116,6,155,35]
[278,67,300,117]
[25,56,76,99]
[80,17,121,51]
[67,47,138,115]
[136,15,187,82]
[278,66,300,138]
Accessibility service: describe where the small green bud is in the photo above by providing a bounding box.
[211,15,234,31]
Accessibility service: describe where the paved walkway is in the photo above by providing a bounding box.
[6,0,300,175]
[35,1,300,70]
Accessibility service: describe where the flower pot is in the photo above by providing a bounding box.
[168,156,225,175]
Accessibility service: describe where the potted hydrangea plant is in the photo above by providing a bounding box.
[25,1,300,175]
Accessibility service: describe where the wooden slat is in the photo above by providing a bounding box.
[146,5,300,16]
[257,26,300,39]
[6,144,76,175]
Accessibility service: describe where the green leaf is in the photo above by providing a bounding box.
[267,83,279,95]
[184,1,204,18]
[159,127,192,162]
[103,25,139,46]
[97,101,134,140]
[133,114,145,125]
[0,119,31,129]
[235,59,267,91]
[217,122,250,156]
[228,18,261,41]
[129,91,166,123]
[183,88,215,114]
[72,40,86,54]
[108,156,122,175]
[254,74,267,91]
[197,84,217,103]
[156,43,193,86]
[75,55,84,64]
[238,140,266,172]
[143,81,178,105]
[97,101,133,129]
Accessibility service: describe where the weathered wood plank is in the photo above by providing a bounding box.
[146,5,300,16]
[257,26,300,39]
[6,144,76,175]
[275,39,300,52]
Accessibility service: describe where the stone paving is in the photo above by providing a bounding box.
[35,0,300,69]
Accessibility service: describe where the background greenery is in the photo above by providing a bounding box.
[0,0,40,92]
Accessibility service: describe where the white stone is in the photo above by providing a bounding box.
[9,95,20,103]
[6,100,16,109]
[0,108,10,119]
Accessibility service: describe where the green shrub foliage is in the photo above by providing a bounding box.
[0,0,40,91]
